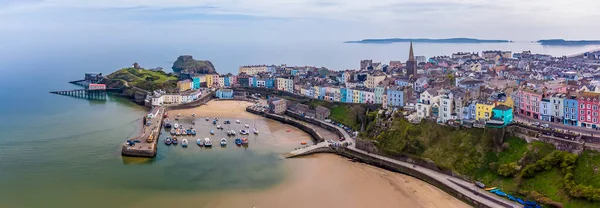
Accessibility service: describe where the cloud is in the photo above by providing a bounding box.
[0,0,599,40]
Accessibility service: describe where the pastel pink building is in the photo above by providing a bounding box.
[518,87,543,119]
[578,92,600,128]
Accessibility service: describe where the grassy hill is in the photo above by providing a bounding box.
[104,68,179,94]
[365,117,600,207]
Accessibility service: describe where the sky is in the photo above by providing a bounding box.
[0,0,599,43]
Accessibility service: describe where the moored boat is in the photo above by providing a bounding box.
[191,129,196,135]
[164,123,172,128]
[213,120,216,125]
[204,138,213,147]
[205,117,209,121]
[192,113,196,117]
[174,123,179,129]
[181,139,188,147]
[170,129,176,135]
[172,137,178,145]
[244,124,249,128]
[253,128,258,134]
[235,138,242,146]
[241,137,249,145]
[220,138,227,146]
[240,130,248,135]
[191,120,196,125]
[235,119,240,123]
[197,139,203,146]
[210,130,215,135]
[216,125,222,129]
[165,137,172,145]
[175,129,181,136]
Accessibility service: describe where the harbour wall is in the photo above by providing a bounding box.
[167,91,215,110]
[246,107,324,144]
[121,107,164,158]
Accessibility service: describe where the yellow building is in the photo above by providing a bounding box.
[476,101,496,121]
[177,80,192,92]
[497,95,514,109]
[353,90,360,103]
[313,86,320,99]
[206,74,214,88]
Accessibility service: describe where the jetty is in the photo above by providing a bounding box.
[50,73,123,100]
[121,107,165,157]
[50,88,107,100]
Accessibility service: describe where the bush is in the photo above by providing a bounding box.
[497,162,520,177]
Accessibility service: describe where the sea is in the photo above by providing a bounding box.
[0,40,598,207]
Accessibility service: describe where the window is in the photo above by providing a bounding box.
[595,105,598,110]
[588,110,591,115]
[595,112,599,117]
[588,104,592,109]
[581,110,585,114]
[581,116,585,120]
[582,104,585,109]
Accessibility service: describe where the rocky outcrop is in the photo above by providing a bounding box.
[171,55,216,75]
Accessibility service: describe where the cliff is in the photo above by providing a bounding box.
[103,67,179,97]
[171,55,216,75]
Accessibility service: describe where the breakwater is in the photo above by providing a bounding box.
[121,107,165,158]
[246,107,324,144]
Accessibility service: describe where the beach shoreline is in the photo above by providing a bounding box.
[138,100,470,208]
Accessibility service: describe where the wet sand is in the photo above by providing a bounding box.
[150,100,470,208]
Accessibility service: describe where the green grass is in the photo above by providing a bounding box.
[521,168,566,202]
[497,137,529,165]
[105,67,178,92]
[574,150,600,188]
[330,105,359,130]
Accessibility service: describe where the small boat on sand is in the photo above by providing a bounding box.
[206,117,209,121]
[220,138,227,146]
[170,129,176,135]
[191,129,196,135]
[300,142,307,145]
[241,137,249,145]
[216,125,222,129]
[191,120,196,125]
[174,123,179,129]
[213,120,216,125]
[484,187,497,191]
[240,130,248,135]
[175,129,181,136]
[197,139,204,146]
[172,137,178,145]
[244,124,250,128]
[210,130,215,135]
[235,138,242,146]
[165,137,172,145]
[181,130,187,136]
[181,139,188,147]
[235,120,240,123]
[164,123,172,128]
[204,138,213,147]
[253,129,258,134]
[192,113,196,117]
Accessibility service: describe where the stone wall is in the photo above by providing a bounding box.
[167,92,215,110]
[507,125,585,153]
[337,148,513,208]
[246,107,324,143]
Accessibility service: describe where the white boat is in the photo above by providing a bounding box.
[217,125,222,129]
[235,120,240,123]
[197,138,203,146]
[192,113,196,117]
[181,139,188,147]
[240,130,248,135]
[253,128,259,134]
[173,123,179,129]
[244,124,250,128]
[220,138,227,146]
[204,138,213,147]
[210,130,215,135]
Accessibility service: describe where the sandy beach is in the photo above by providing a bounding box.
[137,100,470,208]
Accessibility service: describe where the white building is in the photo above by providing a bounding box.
[163,94,183,104]
[416,89,440,119]
[239,65,268,75]
[276,77,294,93]
[439,92,454,123]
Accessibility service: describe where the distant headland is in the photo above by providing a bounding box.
[537,39,600,46]
[344,38,511,44]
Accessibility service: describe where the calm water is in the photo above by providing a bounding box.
[0,40,598,207]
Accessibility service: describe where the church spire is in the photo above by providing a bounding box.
[408,41,415,61]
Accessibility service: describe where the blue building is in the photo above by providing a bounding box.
[267,65,277,74]
[462,101,477,120]
[291,69,298,76]
[319,87,327,100]
[306,88,314,98]
[395,78,410,87]
[223,77,231,87]
[340,88,347,103]
[487,105,513,128]
[238,77,250,87]
[564,95,579,126]
[265,78,275,89]
[216,89,234,99]
[540,98,551,122]
[192,76,201,89]
[386,86,405,108]
[346,88,354,103]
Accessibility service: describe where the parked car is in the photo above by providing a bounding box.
[532,122,540,127]
[339,137,345,141]
[541,124,550,128]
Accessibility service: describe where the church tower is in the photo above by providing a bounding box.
[405,41,417,77]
